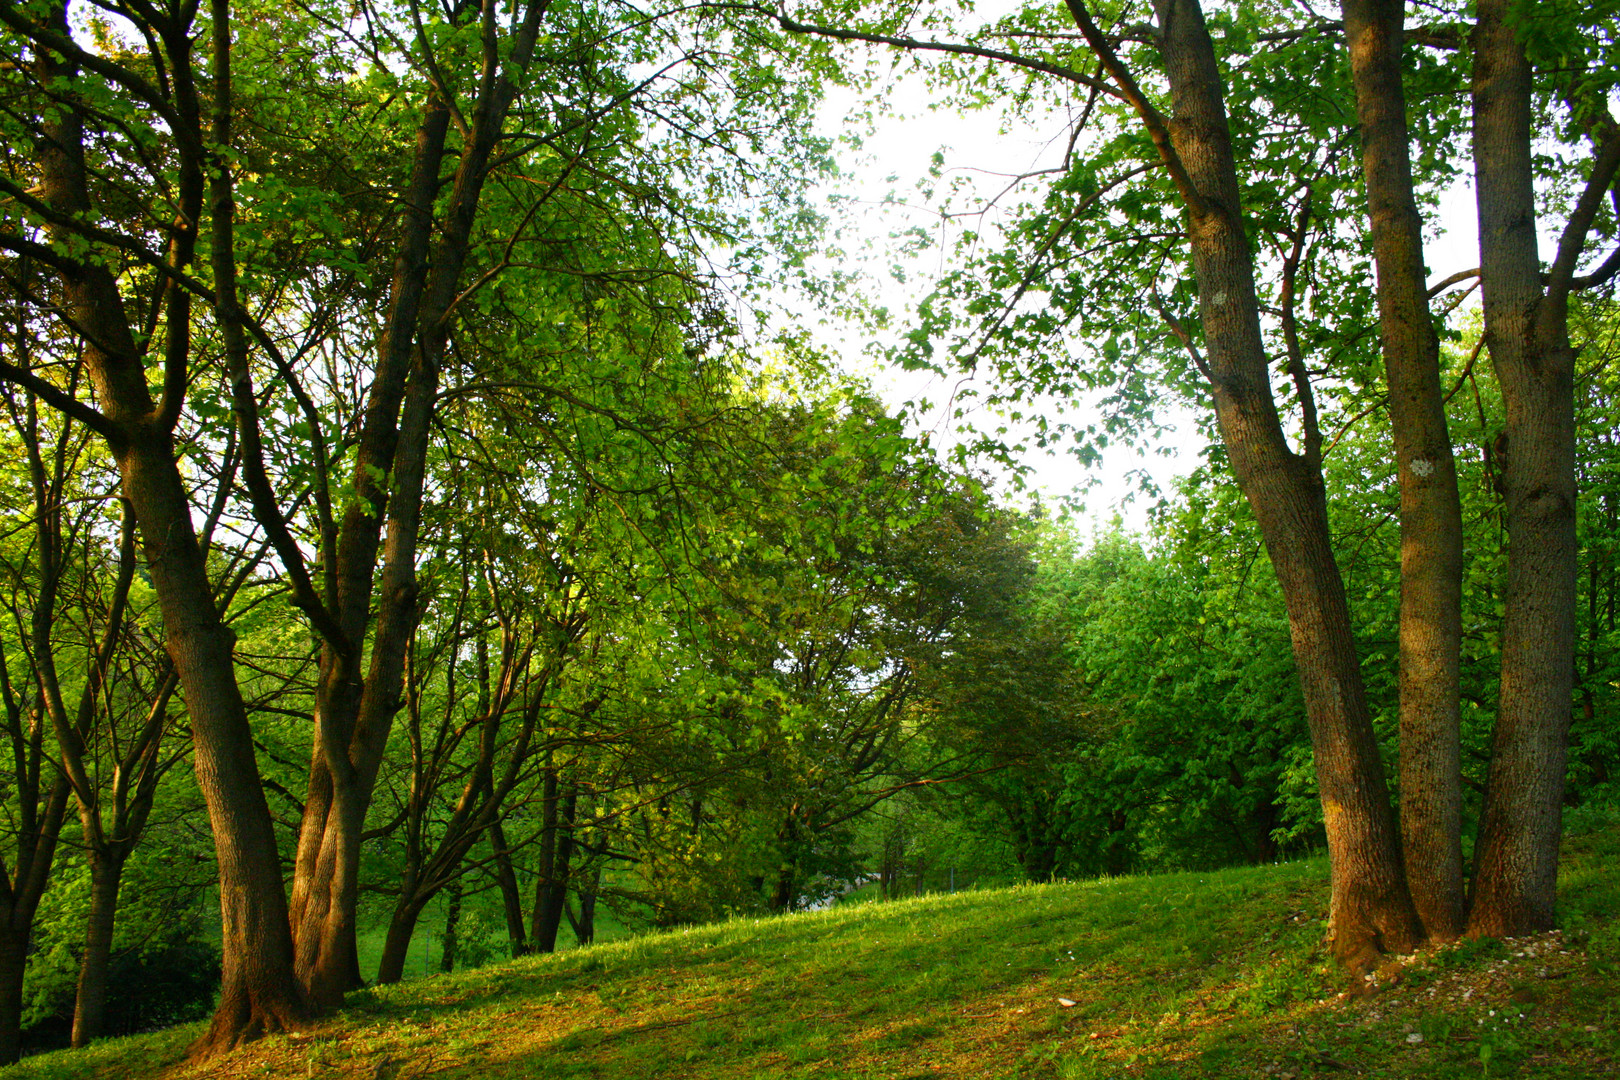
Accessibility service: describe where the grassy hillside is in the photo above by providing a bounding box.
[8,811,1617,1080]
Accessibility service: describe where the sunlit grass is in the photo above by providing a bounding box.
[5,811,1616,1079]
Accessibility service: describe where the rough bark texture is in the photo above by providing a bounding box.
[31,5,309,1054]
[1069,0,1423,970]
[289,95,452,1009]
[1341,0,1466,941]
[71,850,128,1049]
[291,0,554,1000]
[1466,0,1597,936]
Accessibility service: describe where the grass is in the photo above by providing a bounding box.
[6,813,1616,1080]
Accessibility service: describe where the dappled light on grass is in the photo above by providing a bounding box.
[2,819,1615,1079]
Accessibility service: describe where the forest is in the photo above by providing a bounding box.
[0,0,1615,1067]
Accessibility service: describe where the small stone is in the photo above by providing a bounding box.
[1406,1033,1424,1044]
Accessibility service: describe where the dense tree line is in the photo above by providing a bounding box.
[0,0,1613,1067]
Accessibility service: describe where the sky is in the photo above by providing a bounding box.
[790,31,1487,537]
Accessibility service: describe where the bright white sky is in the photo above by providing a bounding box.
[792,32,1486,537]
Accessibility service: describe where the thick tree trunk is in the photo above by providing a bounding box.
[32,7,307,1054]
[288,94,452,1009]
[71,848,129,1048]
[1342,0,1466,941]
[289,757,369,1008]
[123,437,310,1053]
[1068,0,1422,971]
[1466,0,1591,937]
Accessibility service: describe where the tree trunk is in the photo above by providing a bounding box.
[770,864,797,912]
[1251,797,1280,865]
[71,847,129,1048]
[289,757,369,1008]
[1341,0,1466,941]
[1068,0,1422,971]
[533,792,576,954]
[1466,0,1597,937]
[290,0,559,995]
[528,769,560,946]
[491,819,529,957]
[128,421,310,1058]
[32,7,307,1053]
[288,91,452,1009]
[572,868,599,947]
[375,898,429,986]
[440,879,463,974]
[769,814,802,912]
[0,930,25,1065]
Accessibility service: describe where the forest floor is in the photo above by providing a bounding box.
[5,809,1617,1080]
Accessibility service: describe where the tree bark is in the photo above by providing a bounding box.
[71,848,129,1048]
[571,867,599,947]
[491,819,529,957]
[440,878,463,973]
[288,91,452,1009]
[1466,0,1602,934]
[529,769,561,947]
[375,898,429,987]
[1341,0,1466,941]
[0,931,25,1065]
[31,6,308,1052]
[533,791,577,953]
[291,0,555,998]
[1068,0,1422,971]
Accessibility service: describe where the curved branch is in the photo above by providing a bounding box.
[1063,0,1211,219]
[719,3,1119,98]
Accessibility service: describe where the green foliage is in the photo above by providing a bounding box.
[21,844,217,1051]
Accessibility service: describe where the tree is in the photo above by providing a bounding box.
[2,0,832,1048]
[0,0,313,1049]
[1341,0,1465,940]
[1464,0,1618,936]
[747,0,1619,966]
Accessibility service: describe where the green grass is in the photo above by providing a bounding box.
[7,814,1617,1080]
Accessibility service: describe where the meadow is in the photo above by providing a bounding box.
[5,809,1615,1080]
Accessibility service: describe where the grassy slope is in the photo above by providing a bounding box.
[9,815,1617,1080]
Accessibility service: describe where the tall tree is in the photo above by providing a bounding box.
[1340,0,1465,940]
[749,0,1619,962]
[0,0,310,1049]
[1466,0,1620,935]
